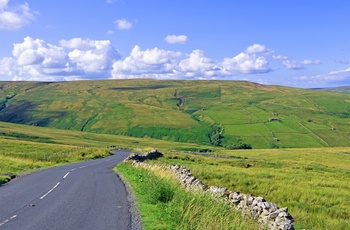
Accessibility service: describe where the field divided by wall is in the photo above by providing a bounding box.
[0,80,349,149]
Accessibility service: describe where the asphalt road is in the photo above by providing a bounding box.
[0,150,134,230]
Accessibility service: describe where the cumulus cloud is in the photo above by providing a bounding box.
[0,57,16,77]
[111,44,272,79]
[60,38,120,74]
[178,50,219,77]
[111,46,182,79]
[0,0,36,30]
[2,39,332,86]
[165,35,187,44]
[115,19,132,30]
[12,37,70,79]
[221,48,271,74]
[111,47,223,79]
[1,37,120,81]
[245,44,268,54]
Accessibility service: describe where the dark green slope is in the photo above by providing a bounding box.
[0,79,349,148]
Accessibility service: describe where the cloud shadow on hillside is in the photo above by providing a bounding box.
[0,101,67,127]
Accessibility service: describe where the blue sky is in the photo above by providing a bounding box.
[0,0,349,88]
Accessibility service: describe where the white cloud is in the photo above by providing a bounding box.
[111,46,182,79]
[0,57,16,77]
[13,36,68,69]
[295,67,350,87]
[302,60,321,65]
[272,55,288,60]
[62,38,120,73]
[9,37,76,81]
[178,50,219,77]
[111,44,272,79]
[221,51,271,74]
[115,19,132,30]
[283,59,321,70]
[0,0,35,30]
[0,0,9,9]
[282,60,304,70]
[245,44,268,54]
[1,37,121,81]
[165,35,187,44]
[3,40,333,87]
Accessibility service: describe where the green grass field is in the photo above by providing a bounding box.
[0,121,208,183]
[0,79,349,228]
[147,147,350,230]
[0,120,349,229]
[1,80,349,149]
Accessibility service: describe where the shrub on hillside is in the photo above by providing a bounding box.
[225,142,252,150]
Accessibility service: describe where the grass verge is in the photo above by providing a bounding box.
[149,148,350,230]
[115,162,259,230]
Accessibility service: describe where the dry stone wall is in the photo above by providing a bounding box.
[125,150,295,230]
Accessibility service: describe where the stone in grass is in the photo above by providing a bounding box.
[209,186,227,196]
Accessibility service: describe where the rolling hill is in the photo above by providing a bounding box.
[0,79,349,149]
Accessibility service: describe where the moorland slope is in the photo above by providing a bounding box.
[0,79,349,148]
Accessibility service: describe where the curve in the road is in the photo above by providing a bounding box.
[0,150,137,230]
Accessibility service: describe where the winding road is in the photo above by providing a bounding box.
[0,150,135,230]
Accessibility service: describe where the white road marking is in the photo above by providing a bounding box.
[0,215,18,227]
[70,168,77,171]
[40,182,60,200]
[63,172,70,179]
[0,219,9,227]
[79,166,87,169]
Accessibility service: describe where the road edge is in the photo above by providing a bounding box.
[115,171,143,230]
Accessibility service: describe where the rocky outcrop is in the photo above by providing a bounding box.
[124,149,163,162]
[125,151,295,230]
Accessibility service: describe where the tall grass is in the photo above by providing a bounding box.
[116,162,259,230]
[0,138,112,183]
[149,148,350,229]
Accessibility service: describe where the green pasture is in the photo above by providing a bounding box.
[148,147,350,230]
[224,123,271,136]
[0,119,349,230]
[1,79,349,148]
[0,121,211,183]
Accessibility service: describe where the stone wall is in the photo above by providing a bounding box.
[125,150,295,230]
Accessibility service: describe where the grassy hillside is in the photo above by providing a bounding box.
[146,147,350,230]
[0,80,349,148]
[0,121,206,183]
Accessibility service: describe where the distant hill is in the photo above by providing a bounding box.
[313,86,350,93]
[0,80,349,149]
[325,86,350,93]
